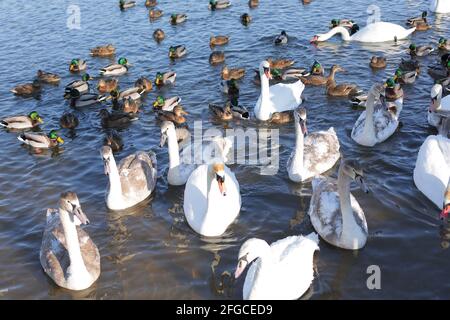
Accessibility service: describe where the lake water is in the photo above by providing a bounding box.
[0,0,449,299]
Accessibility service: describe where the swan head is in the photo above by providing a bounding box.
[235,238,269,279]
[210,163,227,196]
[294,107,308,135]
[160,121,175,147]
[430,84,443,112]
[440,178,450,221]
[340,159,369,194]
[259,61,272,80]
[59,192,89,225]
[101,146,114,175]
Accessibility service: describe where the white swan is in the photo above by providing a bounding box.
[183,162,241,237]
[287,108,340,182]
[234,233,319,300]
[254,61,305,121]
[101,146,157,210]
[351,83,403,147]
[430,0,450,13]
[310,22,415,43]
[428,84,450,129]
[40,192,100,291]
[308,159,369,250]
[414,117,450,209]
[160,121,234,186]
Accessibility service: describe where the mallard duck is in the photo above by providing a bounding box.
[170,13,187,25]
[145,0,157,7]
[326,65,360,97]
[429,63,450,80]
[59,112,79,129]
[222,65,245,80]
[267,58,295,69]
[394,68,417,84]
[37,70,60,85]
[309,60,324,75]
[439,38,450,51]
[330,18,355,29]
[100,57,130,77]
[370,56,387,69]
[248,0,259,8]
[69,59,87,73]
[230,102,250,119]
[99,109,138,128]
[209,0,231,10]
[121,97,140,113]
[97,78,118,94]
[274,30,288,45]
[241,13,252,26]
[18,130,64,148]
[169,45,187,59]
[409,44,435,57]
[134,76,152,92]
[269,111,293,124]
[399,58,420,74]
[280,68,310,81]
[210,35,229,48]
[209,103,233,121]
[119,0,136,10]
[1,111,43,130]
[109,87,144,104]
[11,80,41,97]
[406,11,427,26]
[69,89,106,108]
[155,71,176,87]
[103,130,124,153]
[384,78,403,100]
[209,51,225,65]
[149,9,163,19]
[153,29,165,42]
[300,64,339,86]
[220,79,240,96]
[90,44,116,57]
[415,21,432,31]
[156,105,188,124]
[153,95,181,111]
[64,74,92,99]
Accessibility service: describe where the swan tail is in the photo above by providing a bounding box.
[403,27,416,39]
[303,232,320,250]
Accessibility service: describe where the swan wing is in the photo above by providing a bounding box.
[303,128,340,178]
[119,151,157,200]
[351,22,415,42]
[268,80,304,112]
[413,135,450,208]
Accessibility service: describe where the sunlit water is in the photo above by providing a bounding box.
[0,0,449,299]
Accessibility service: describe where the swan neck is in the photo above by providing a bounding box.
[337,166,354,235]
[293,120,304,170]
[324,27,351,41]
[260,72,270,99]
[59,208,88,274]
[362,93,376,139]
[167,127,180,169]
[108,155,122,198]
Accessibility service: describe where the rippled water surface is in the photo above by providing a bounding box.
[0,0,449,299]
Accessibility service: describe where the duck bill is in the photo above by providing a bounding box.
[56,137,65,144]
[74,206,89,225]
[355,175,369,193]
[234,259,248,279]
[181,110,189,115]
[37,117,44,123]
